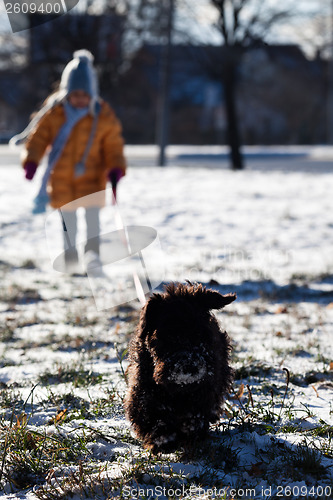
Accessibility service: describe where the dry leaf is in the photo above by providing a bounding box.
[222,401,234,418]
[49,409,68,425]
[223,408,234,418]
[275,306,288,314]
[55,409,67,423]
[312,385,319,398]
[15,413,27,428]
[237,383,244,398]
[25,432,37,450]
[230,383,244,400]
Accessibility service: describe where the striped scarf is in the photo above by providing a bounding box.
[33,102,89,214]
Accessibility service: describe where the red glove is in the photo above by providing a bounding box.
[108,168,124,202]
[24,161,38,180]
[108,167,124,186]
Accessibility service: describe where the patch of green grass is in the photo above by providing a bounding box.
[0,386,24,410]
[286,440,328,480]
[0,284,43,305]
[234,361,273,381]
[200,439,240,473]
[311,422,333,438]
[1,268,332,498]
[33,463,113,500]
[0,413,89,491]
[38,362,104,388]
[0,323,16,343]
[290,369,333,387]
[20,259,37,270]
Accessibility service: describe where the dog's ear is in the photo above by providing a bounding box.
[195,288,236,311]
[139,293,163,338]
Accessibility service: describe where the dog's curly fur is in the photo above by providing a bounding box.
[124,282,236,453]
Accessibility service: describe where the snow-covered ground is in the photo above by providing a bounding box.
[0,145,332,499]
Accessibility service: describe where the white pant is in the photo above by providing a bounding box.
[60,206,100,256]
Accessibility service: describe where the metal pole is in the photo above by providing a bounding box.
[156,0,174,166]
[328,0,333,144]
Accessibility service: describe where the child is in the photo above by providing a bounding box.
[12,50,126,272]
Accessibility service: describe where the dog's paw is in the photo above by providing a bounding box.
[144,425,178,454]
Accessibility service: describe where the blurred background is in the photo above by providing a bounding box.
[0,0,332,168]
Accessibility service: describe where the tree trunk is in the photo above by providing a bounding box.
[156,0,174,166]
[222,52,244,170]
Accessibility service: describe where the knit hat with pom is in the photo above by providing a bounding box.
[10,49,99,146]
[60,49,98,101]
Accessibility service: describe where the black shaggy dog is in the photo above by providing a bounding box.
[124,282,236,453]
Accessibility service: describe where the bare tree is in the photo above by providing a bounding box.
[121,0,176,165]
[210,0,293,169]
[128,0,305,168]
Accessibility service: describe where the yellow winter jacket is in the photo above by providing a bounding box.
[22,100,126,208]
